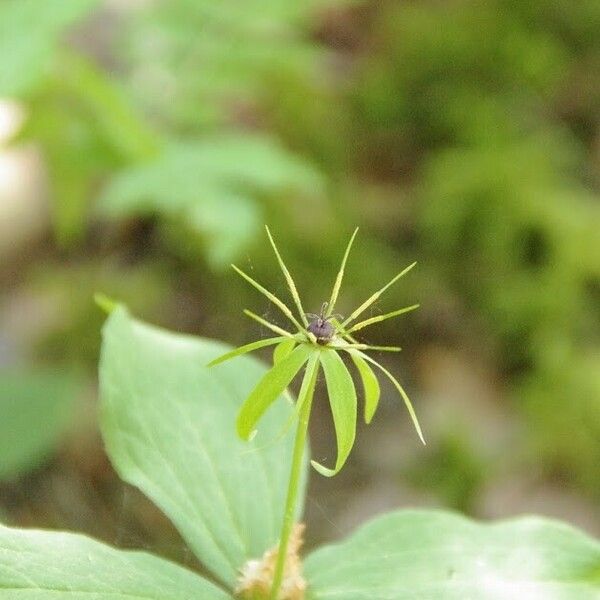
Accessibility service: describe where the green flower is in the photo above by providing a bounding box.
[209,226,425,477]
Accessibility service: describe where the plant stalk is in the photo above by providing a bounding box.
[269,360,319,600]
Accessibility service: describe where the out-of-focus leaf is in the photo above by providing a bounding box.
[305,509,600,599]
[98,134,323,266]
[312,348,356,477]
[0,524,231,599]
[0,0,98,97]
[59,54,159,164]
[99,307,308,588]
[19,53,158,247]
[126,0,354,128]
[0,369,79,480]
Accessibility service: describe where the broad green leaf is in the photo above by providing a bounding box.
[305,509,600,599]
[236,345,314,441]
[348,350,380,424]
[0,524,230,599]
[354,350,426,445]
[312,349,357,477]
[273,339,297,365]
[0,369,78,480]
[99,307,308,588]
[0,0,98,97]
[207,335,288,367]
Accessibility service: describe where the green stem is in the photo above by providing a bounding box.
[269,357,319,600]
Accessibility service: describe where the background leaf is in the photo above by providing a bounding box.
[98,134,323,267]
[0,524,231,599]
[0,369,79,481]
[305,509,600,599]
[0,0,98,97]
[99,307,308,588]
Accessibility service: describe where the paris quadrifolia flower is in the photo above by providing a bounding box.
[208,226,425,478]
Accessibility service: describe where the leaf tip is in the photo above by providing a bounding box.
[310,460,336,477]
[94,293,118,315]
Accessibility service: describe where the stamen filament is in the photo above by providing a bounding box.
[333,343,402,352]
[347,304,420,333]
[243,310,296,338]
[265,225,309,327]
[341,261,417,328]
[327,228,359,317]
[232,264,305,333]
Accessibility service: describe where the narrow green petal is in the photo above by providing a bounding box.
[273,338,297,365]
[265,225,308,327]
[327,228,359,316]
[231,264,305,332]
[311,349,357,477]
[236,344,313,440]
[351,350,425,445]
[347,304,420,333]
[207,336,288,367]
[342,262,417,328]
[243,309,295,338]
[348,350,381,424]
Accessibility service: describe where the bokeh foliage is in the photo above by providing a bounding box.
[0,0,598,525]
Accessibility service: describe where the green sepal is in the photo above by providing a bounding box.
[207,336,287,367]
[237,344,313,441]
[311,349,357,477]
[273,338,297,365]
[351,350,425,445]
[348,349,381,424]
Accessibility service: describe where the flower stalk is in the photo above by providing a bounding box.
[270,353,319,599]
[208,226,425,597]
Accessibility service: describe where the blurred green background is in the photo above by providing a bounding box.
[0,0,598,559]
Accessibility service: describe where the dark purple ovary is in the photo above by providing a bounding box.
[308,318,335,344]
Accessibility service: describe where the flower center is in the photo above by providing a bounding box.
[307,317,335,345]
